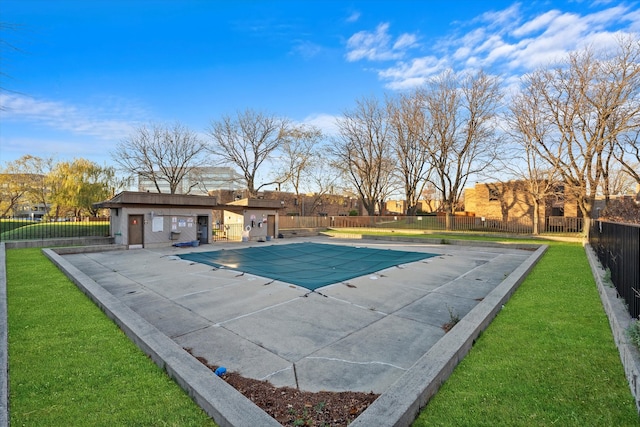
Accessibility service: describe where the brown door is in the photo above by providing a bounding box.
[128,214,144,246]
[267,215,276,238]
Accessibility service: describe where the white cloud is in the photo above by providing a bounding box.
[484,40,517,66]
[0,93,141,140]
[345,23,419,62]
[300,113,340,136]
[348,2,640,90]
[346,11,361,23]
[393,33,418,50]
[0,135,110,163]
[508,39,568,70]
[291,40,323,59]
[472,34,517,66]
[587,4,630,27]
[453,46,472,61]
[628,9,640,31]
[476,3,521,29]
[512,10,561,37]
[378,56,448,89]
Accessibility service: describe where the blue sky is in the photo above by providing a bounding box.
[1,0,639,170]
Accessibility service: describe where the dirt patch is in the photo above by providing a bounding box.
[442,321,457,333]
[186,349,379,426]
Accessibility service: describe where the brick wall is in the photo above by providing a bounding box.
[465,181,546,221]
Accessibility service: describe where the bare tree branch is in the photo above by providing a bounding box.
[387,90,433,215]
[112,122,207,194]
[520,36,640,227]
[207,109,289,197]
[275,124,324,198]
[421,69,502,222]
[331,96,395,216]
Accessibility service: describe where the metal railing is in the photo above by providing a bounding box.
[589,220,640,318]
[0,218,110,242]
[2,214,585,242]
[545,216,584,233]
[212,223,244,241]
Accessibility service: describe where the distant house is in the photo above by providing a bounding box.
[383,199,440,215]
[0,172,50,219]
[464,180,579,228]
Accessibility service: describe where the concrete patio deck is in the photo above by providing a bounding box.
[42,236,545,426]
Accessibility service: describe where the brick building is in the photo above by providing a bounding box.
[464,180,579,225]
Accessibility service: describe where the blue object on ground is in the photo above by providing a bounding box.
[214,367,227,376]
[173,240,200,248]
[178,242,437,291]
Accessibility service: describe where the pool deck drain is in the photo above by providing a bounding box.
[42,236,545,427]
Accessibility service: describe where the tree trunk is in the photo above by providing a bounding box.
[582,216,591,238]
[445,212,452,231]
[532,199,540,235]
[578,198,593,238]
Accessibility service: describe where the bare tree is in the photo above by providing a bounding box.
[614,127,640,186]
[387,91,433,215]
[421,69,502,228]
[522,37,640,230]
[207,109,290,197]
[300,155,342,216]
[420,182,439,213]
[112,122,207,194]
[331,96,395,216]
[276,124,323,198]
[505,89,563,234]
[608,163,638,195]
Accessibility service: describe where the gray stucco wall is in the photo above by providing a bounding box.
[111,207,212,248]
[241,209,278,240]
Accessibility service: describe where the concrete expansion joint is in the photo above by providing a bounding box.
[260,365,294,381]
[325,294,389,316]
[215,297,300,326]
[172,324,211,340]
[178,289,212,298]
[305,356,407,371]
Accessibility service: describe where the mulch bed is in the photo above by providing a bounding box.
[185,349,379,426]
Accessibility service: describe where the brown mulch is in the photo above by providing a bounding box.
[185,349,379,426]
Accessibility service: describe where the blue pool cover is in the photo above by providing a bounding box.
[178,242,437,290]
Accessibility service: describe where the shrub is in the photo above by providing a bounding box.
[600,198,640,225]
[627,319,640,349]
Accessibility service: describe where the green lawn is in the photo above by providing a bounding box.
[6,248,216,426]
[0,220,33,234]
[412,241,637,426]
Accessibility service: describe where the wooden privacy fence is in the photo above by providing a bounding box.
[279,215,583,235]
